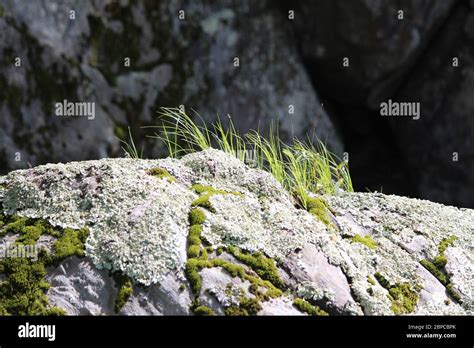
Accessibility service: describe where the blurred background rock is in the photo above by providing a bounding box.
[0,0,472,208]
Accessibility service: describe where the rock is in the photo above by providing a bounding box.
[0,149,472,315]
[390,3,474,208]
[290,0,456,106]
[0,0,342,174]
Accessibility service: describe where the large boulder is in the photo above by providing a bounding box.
[0,149,472,315]
[0,0,341,174]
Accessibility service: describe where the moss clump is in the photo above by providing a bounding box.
[293,298,328,316]
[191,195,216,213]
[113,273,133,314]
[216,246,224,256]
[420,260,447,285]
[388,284,419,314]
[187,245,201,259]
[367,276,376,286]
[224,297,262,316]
[305,196,332,227]
[189,208,206,226]
[367,287,374,296]
[350,234,378,250]
[446,284,462,303]
[185,259,203,294]
[49,228,89,265]
[0,214,90,315]
[191,184,240,196]
[179,284,186,292]
[193,305,215,316]
[374,272,420,314]
[227,246,285,289]
[147,167,176,183]
[420,235,461,303]
[0,256,66,316]
[374,272,391,289]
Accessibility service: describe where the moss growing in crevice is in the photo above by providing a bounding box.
[226,246,285,289]
[302,195,334,228]
[349,234,378,250]
[113,272,133,314]
[374,272,420,314]
[224,297,262,316]
[293,298,328,316]
[0,213,89,315]
[193,305,215,316]
[420,235,461,303]
[367,275,376,286]
[147,167,176,183]
[190,184,242,213]
[184,185,283,315]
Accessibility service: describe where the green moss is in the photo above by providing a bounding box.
[187,245,200,259]
[420,235,461,303]
[388,283,419,314]
[227,246,285,289]
[191,195,216,213]
[179,284,186,292]
[189,208,206,226]
[15,226,42,245]
[350,234,378,250]
[438,235,457,255]
[305,196,332,227]
[367,287,374,296]
[113,273,133,314]
[148,167,176,183]
[0,214,89,315]
[367,276,376,286]
[374,272,420,314]
[446,284,462,303]
[216,246,224,256]
[185,259,202,294]
[224,297,262,316]
[0,256,65,316]
[48,228,89,266]
[420,259,447,285]
[191,184,240,196]
[194,305,215,316]
[374,272,391,289]
[293,298,328,316]
[0,4,4,17]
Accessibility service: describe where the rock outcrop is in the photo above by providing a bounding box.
[1,149,472,315]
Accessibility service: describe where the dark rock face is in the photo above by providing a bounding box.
[0,0,341,173]
[392,3,474,207]
[291,0,456,106]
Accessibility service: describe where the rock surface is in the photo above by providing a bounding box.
[1,149,472,315]
[0,0,341,173]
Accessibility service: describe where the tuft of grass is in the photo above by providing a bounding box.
[150,107,353,206]
[118,126,143,159]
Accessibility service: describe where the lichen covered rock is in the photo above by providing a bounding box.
[0,149,472,315]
